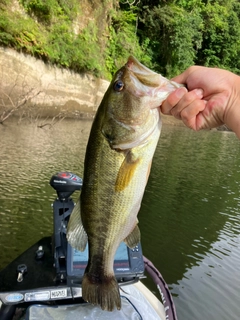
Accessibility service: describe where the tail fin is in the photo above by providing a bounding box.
[82,273,121,311]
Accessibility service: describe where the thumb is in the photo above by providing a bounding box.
[171,70,190,85]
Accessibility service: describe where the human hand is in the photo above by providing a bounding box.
[161,66,240,138]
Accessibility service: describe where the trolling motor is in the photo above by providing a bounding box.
[50,172,82,282]
[50,172,82,201]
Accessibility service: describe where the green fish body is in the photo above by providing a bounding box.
[67,56,182,311]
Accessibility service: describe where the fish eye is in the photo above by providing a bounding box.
[113,80,124,92]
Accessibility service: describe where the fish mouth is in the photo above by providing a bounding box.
[125,56,181,103]
[126,56,161,87]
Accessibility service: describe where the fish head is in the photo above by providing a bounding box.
[101,56,182,150]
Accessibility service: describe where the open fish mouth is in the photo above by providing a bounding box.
[125,56,181,101]
[126,56,162,86]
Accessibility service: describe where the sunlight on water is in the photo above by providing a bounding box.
[0,119,240,320]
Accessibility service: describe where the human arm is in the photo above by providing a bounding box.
[161,66,240,138]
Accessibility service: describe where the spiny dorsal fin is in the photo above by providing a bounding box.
[115,151,140,192]
[67,199,88,251]
[124,224,141,249]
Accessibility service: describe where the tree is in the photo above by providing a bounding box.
[139,3,203,76]
[197,1,240,73]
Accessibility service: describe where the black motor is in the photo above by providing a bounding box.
[50,172,82,201]
[49,172,82,281]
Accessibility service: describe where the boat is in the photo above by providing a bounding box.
[0,172,178,320]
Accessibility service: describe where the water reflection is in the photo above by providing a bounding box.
[171,229,240,320]
[0,119,240,320]
[0,119,91,267]
[139,125,240,319]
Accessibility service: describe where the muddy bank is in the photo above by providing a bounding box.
[0,47,109,119]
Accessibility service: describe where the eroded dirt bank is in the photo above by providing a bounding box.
[0,47,109,119]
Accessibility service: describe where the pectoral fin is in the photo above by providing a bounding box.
[124,224,141,249]
[115,151,140,192]
[67,199,88,251]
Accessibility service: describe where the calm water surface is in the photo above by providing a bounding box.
[0,118,240,320]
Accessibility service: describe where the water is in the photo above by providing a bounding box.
[0,118,240,320]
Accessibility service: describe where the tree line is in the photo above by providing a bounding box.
[135,0,240,76]
[1,0,240,79]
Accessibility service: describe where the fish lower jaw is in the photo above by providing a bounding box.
[82,272,121,311]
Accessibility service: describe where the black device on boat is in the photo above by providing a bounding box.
[0,172,144,319]
[67,241,144,286]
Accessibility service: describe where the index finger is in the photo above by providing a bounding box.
[161,87,188,114]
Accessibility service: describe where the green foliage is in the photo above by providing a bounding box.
[44,20,105,75]
[20,0,78,23]
[0,8,47,56]
[138,0,240,76]
[197,1,240,73]
[0,1,105,76]
[71,22,105,75]
[21,0,53,23]
[139,4,203,76]
[105,7,153,75]
[1,0,240,78]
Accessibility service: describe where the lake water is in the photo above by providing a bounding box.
[0,118,240,320]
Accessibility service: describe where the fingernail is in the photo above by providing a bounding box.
[194,88,203,98]
[175,87,188,98]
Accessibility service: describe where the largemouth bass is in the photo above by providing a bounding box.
[67,56,182,311]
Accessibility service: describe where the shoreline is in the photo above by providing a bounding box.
[0,47,232,132]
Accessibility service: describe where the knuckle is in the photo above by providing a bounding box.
[183,91,197,104]
[160,101,170,114]
[167,92,179,106]
[171,108,181,120]
[180,108,189,122]
[187,65,199,73]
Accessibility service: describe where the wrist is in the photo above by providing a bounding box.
[224,74,240,138]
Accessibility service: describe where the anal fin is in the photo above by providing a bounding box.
[67,198,88,251]
[124,224,141,249]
